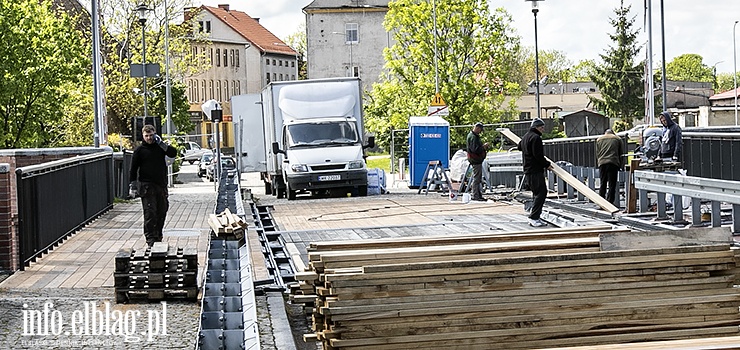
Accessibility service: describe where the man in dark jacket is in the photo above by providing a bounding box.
[659,111,682,162]
[129,124,178,246]
[466,122,489,201]
[518,118,552,227]
[595,129,623,204]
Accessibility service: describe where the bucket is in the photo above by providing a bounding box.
[462,193,471,204]
[367,168,381,195]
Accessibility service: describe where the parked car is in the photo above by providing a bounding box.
[181,141,211,164]
[197,152,214,177]
[206,155,238,182]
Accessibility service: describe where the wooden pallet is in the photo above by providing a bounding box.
[115,243,198,272]
[114,271,197,289]
[115,286,198,303]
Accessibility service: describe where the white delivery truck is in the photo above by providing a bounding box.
[232,77,374,200]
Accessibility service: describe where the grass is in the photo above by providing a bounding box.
[366,154,392,173]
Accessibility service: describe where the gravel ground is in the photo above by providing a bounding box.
[0,287,200,349]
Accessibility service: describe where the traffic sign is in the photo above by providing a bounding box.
[431,93,446,106]
[427,105,449,116]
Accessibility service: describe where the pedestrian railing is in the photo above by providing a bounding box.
[16,151,114,268]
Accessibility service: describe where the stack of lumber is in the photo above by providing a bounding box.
[208,208,248,239]
[293,226,740,349]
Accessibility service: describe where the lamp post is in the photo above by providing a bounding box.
[526,0,543,119]
[734,20,739,125]
[136,2,151,119]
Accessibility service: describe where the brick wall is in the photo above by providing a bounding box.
[0,147,106,271]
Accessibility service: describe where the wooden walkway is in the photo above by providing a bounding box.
[0,181,214,289]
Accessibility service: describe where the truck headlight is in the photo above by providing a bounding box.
[291,164,308,172]
[348,160,365,169]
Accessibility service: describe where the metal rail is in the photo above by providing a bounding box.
[634,170,740,232]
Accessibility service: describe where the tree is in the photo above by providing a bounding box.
[365,0,521,150]
[0,0,89,148]
[665,54,713,82]
[570,60,598,82]
[284,24,307,80]
[716,72,739,92]
[99,0,209,139]
[588,0,644,127]
[513,48,573,90]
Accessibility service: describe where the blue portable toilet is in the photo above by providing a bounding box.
[408,116,450,187]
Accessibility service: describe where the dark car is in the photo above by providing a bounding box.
[206,155,237,182]
[197,152,214,177]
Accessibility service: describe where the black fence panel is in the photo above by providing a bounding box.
[542,135,629,168]
[16,152,114,268]
[683,132,740,181]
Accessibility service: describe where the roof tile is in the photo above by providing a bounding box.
[201,5,297,56]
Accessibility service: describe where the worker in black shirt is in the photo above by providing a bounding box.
[129,124,178,246]
[518,118,553,227]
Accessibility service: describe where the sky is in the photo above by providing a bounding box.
[198,0,740,74]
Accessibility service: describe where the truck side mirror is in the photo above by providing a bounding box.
[364,136,375,149]
[271,142,285,155]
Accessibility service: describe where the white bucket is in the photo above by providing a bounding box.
[462,193,471,204]
[367,168,381,195]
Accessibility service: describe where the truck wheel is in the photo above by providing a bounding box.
[287,183,296,200]
[276,184,285,199]
[358,185,368,197]
[189,160,195,165]
[264,181,272,195]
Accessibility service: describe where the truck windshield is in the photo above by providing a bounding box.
[287,121,359,147]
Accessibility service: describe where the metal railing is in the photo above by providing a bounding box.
[16,152,114,268]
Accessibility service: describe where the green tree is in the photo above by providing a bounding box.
[570,59,598,82]
[150,80,193,134]
[513,48,573,90]
[716,72,739,92]
[589,0,644,127]
[366,0,521,150]
[100,0,209,139]
[665,54,713,82]
[284,24,307,80]
[0,0,89,148]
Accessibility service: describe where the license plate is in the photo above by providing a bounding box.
[318,174,341,181]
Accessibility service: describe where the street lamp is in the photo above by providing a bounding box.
[734,20,739,125]
[526,0,544,119]
[136,2,151,119]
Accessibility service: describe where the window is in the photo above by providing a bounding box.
[201,80,206,102]
[223,50,228,67]
[205,21,211,33]
[266,73,271,83]
[198,21,204,33]
[273,73,277,81]
[230,49,234,67]
[291,61,295,68]
[272,59,276,65]
[223,80,228,100]
[346,23,359,43]
[279,74,283,81]
[235,50,239,67]
[209,80,214,100]
[216,81,221,101]
[232,81,237,96]
[266,58,270,65]
[351,66,359,78]
[292,75,295,80]
[236,81,240,95]
[279,60,282,67]
[209,48,213,65]
[216,49,220,66]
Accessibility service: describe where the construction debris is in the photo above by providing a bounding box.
[208,208,248,239]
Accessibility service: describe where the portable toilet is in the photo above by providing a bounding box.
[408,116,450,187]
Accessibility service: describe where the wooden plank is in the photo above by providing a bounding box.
[497,128,619,214]
[599,227,732,251]
[547,336,740,350]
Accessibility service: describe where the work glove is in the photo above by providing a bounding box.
[154,135,168,152]
[129,182,137,198]
[672,156,678,162]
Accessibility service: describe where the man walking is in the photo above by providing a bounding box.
[129,124,178,246]
[466,122,489,201]
[518,118,552,227]
[595,129,623,205]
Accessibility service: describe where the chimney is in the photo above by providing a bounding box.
[218,4,229,11]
